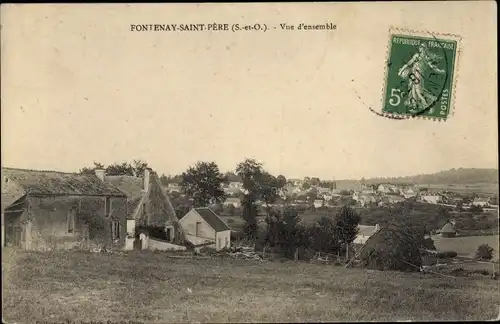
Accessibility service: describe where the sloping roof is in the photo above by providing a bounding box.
[441,223,456,233]
[194,207,230,232]
[106,173,178,226]
[358,225,379,237]
[2,168,126,197]
[2,176,26,209]
[2,192,24,210]
[105,175,144,200]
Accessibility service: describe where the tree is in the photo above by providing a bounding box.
[259,172,281,208]
[105,162,134,176]
[224,171,242,182]
[281,207,303,259]
[311,216,341,254]
[80,160,148,177]
[333,206,361,258]
[276,175,287,188]
[236,159,265,240]
[476,244,494,260]
[470,204,483,213]
[132,159,149,177]
[180,161,227,208]
[79,162,105,175]
[310,177,321,186]
[334,206,361,245]
[302,182,311,190]
[263,206,305,259]
[241,195,259,241]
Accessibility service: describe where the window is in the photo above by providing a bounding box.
[225,237,229,248]
[105,197,111,217]
[218,238,222,249]
[112,220,120,240]
[82,224,90,241]
[195,221,201,236]
[67,209,76,233]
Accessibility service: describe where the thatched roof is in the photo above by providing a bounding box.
[105,171,178,227]
[360,227,423,272]
[2,167,126,197]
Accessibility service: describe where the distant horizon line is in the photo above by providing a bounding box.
[1,165,497,183]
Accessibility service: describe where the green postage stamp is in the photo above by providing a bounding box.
[382,28,461,120]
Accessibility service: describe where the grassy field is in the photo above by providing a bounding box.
[433,234,500,260]
[2,249,500,323]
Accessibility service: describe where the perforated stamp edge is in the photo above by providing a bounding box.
[380,27,463,122]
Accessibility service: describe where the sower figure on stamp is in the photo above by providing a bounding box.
[398,43,446,113]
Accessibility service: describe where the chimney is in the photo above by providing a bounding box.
[375,224,380,232]
[95,169,105,182]
[143,168,151,191]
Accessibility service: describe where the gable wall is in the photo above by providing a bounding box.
[179,209,216,241]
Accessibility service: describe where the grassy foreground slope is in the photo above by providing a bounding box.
[2,249,499,323]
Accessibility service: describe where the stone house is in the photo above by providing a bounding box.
[223,197,242,208]
[472,197,491,207]
[102,168,186,250]
[421,194,442,204]
[179,207,231,251]
[2,167,128,250]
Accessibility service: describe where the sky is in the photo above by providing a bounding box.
[1,3,498,180]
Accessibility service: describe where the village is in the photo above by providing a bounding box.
[2,3,499,322]
[2,164,498,264]
[2,164,499,323]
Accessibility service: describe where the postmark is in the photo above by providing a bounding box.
[381,28,461,120]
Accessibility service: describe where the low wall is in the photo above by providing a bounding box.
[194,244,216,252]
[124,236,135,251]
[185,234,215,246]
[148,238,187,251]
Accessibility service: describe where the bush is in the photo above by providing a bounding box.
[436,251,458,258]
[475,244,494,260]
[230,230,245,242]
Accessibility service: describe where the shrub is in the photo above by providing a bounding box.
[230,230,245,242]
[475,244,494,260]
[436,251,458,258]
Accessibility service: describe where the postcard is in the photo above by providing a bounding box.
[1,2,498,323]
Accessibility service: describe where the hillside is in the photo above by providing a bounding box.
[374,168,498,185]
[2,249,499,322]
[336,168,498,190]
